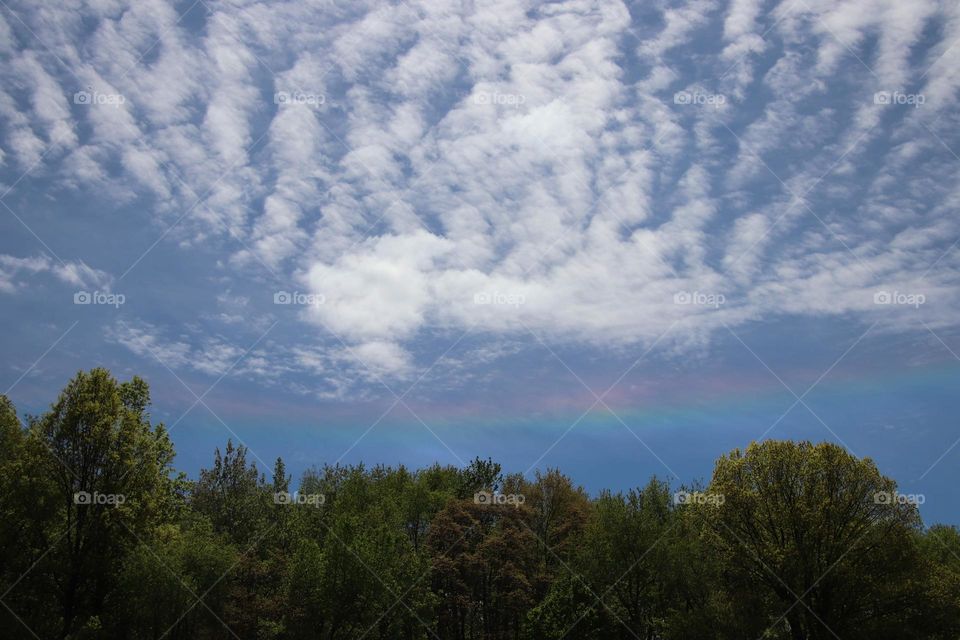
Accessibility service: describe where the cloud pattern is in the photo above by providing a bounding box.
[1,0,959,392]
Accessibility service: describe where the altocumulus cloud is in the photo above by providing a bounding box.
[1,0,959,391]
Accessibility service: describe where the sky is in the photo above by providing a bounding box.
[1,0,959,523]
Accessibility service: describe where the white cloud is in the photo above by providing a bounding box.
[0,253,111,293]
[5,0,960,396]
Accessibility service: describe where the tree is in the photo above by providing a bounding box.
[3,370,177,638]
[522,469,590,578]
[109,517,238,639]
[574,479,677,639]
[191,440,268,545]
[703,440,926,640]
[456,457,502,499]
[917,525,960,638]
[3,371,958,640]
[428,497,539,639]
[525,573,603,640]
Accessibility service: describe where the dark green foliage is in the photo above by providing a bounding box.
[0,372,957,639]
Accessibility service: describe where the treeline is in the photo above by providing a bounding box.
[1,369,959,639]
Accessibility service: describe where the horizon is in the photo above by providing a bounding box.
[3,0,960,526]
[6,352,959,525]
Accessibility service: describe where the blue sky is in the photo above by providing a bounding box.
[1,0,960,523]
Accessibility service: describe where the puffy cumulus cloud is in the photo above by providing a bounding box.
[304,231,454,343]
[4,0,960,396]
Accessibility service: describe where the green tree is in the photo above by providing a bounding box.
[191,440,268,545]
[917,525,960,638]
[109,517,238,639]
[4,370,177,638]
[575,479,677,639]
[703,440,926,640]
[428,497,539,639]
[522,469,590,579]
